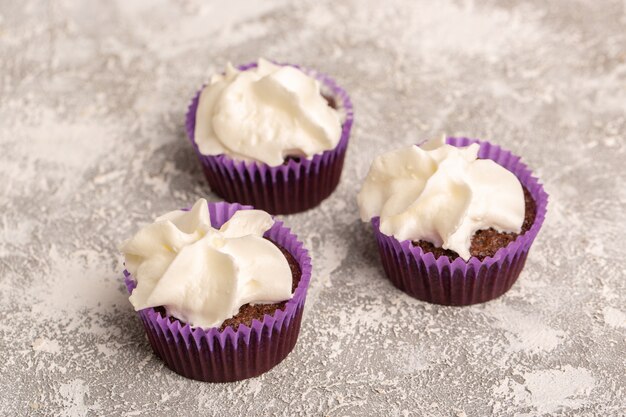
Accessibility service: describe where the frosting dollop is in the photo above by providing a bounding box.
[120,199,293,328]
[194,58,342,167]
[357,136,525,260]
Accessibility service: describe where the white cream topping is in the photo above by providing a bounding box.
[194,58,342,167]
[120,199,293,328]
[357,136,525,260]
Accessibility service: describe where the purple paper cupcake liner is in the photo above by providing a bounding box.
[185,62,354,215]
[124,202,312,382]
[372,137,548,306]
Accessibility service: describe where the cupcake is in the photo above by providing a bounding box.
[186,58,354,215]
[357,136,547,306]
[120,199,312,382]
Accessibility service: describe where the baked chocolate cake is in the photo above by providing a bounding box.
[412,187,537,260]
[187,59,353,214]
[153,241,302,331]
[122,200,312,382]
[358,136,548,305]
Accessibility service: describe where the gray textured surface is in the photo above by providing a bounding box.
[1,0,625,416]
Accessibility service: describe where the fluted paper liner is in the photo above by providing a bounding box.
[185,62,354,215]
[124,202,312,382]
[372,137,548,306]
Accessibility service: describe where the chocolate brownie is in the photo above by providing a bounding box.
[412,187,536,260]
[154,240,301,331]
[322,93,337,110]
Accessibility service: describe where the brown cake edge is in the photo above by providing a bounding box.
[412,186,537,261]
[153,239,302,332]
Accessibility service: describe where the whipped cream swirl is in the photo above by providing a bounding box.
[357,136,525,260]
[194,58,342,167]
[120,199,293,328]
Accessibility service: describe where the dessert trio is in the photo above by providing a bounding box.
[120,58,547,382]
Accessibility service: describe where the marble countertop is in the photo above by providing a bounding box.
[1,0,624,415]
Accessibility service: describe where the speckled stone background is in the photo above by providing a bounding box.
[1,0,625,416]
